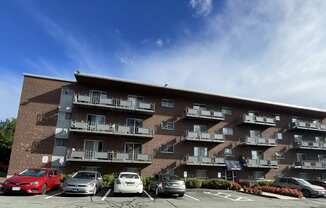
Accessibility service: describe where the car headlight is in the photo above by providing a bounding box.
[30,181,39,185]
[3,181,10,185]
[88,183,95,188]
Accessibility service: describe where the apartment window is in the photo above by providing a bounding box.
[127,118,143,128]
[87,114,105,125]
[249,130,261,138]
[194,147,208,157]
[193,124,207,133]
[161,121,175,130]
[193,103,207,110]
[221,107,232,115]
[224,148,233,156]
[195,170,208,179]
[251,150,263,160]
[222,127,234,136]
[55,138,68,147]
[253,171,265,179]
[275,133,283,140]
[160,144,175,153]
[161,99,175,108]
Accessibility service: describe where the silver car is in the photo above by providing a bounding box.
[63,171,103,195]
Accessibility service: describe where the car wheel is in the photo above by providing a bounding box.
[41,184,47,195]
[302,189,311,197]
[178,193,184,197]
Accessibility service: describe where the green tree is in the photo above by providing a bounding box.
[0,118,16,164]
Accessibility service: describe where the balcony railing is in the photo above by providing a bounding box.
[240,137,277,147]
[293,161,326,170]
[182,131,225,143]
[73,94,155,114]
[67,150,152,164]
[294,139,326,150]
[245,159,278,168]
[185,156,225,166]
[242,113,277,126]
[70,121,154,138]
[185,107,225,121]
[290,119,326,132]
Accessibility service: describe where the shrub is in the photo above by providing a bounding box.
[230,182,242,191]
[202,179,231,189]
[186,178,202,188]
[61,174,72,182]
[102,174,116,188]
[259,185,303,198]
[141,176,153,187]
[257,180,274,187]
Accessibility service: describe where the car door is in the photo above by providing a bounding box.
[287,178,300,189]
[52,170,61,186]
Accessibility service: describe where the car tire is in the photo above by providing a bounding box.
[302,189,311,197]
[41,184,47,195]
[178,193,184,197]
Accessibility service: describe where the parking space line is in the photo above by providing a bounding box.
[101,188,111,201]
[204,191,253,202]
[45,191,63,199]
[143,190,154,201]
[184,193,200,201]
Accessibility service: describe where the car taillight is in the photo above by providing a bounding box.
[116,179,121,184]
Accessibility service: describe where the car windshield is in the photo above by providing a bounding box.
[163,176,182,181]
[120,174,139,179]
[19,169,47,177]
[296,178,312,186]
[73,172,96,179]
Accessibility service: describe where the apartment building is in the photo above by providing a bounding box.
[7,72,326,182]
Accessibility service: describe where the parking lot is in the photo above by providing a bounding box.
[1,189,326,208]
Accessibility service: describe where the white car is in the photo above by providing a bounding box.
[114,172,143,194]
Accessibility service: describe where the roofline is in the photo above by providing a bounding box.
[24,73,75,83]
[75,71,326,114]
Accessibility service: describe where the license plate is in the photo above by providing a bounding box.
[72,188,79,192]
[12,187,21,191]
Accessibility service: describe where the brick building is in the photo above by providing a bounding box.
[7,72,326,182]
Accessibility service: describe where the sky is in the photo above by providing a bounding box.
[1,0,326,120]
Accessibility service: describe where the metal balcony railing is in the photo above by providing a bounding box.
[294,160,326,170]
[241,137,276,146]
[245,159,278,168]
[67,150,152,163]
[242,113,277,126]
[70,121,154,138]
[73,94,155,113]
[185,155,225,166]
[290,119,326,132]
[294,139,326,150]
[185,107,225,120]
[183,131,225,143]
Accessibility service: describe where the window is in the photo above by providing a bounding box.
[222,127,234,136]
[55,138,68,147]
[193,104,207,110]
[87,114,105,125]
[195,170,208,179]
[160,144,175,153]
[249,130,261,138]
[193,124,207,133]
[221,107,232,115]
[194,147,208,157]
[161,121,175,130]
[161,99,175,108]
[224,148,232,156]
[127,118,143,128]
[253,171,265,179]
[275,133,283,140]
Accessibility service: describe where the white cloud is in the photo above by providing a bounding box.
[189,0,213,17]
[122,0,326,110]
[155,39,164,47]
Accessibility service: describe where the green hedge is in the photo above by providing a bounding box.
[186,178,232,189]
[141,176,153,187]
[186,178,203,188]
[102,174,116,188]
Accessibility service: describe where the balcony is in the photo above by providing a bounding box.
[242,113,277,126]
[70,121,154,138]
[66,150,152,164]
[185,156,226,166]
[73,94,155,114]
[294,138,326,150]
[240,137,277,147]
[182,131,225,143]
[184,107,225,121]
[244,159,278,169]
[293,161,326,170]
[290,119,326,132]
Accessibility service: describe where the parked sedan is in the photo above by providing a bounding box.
[2,168,61,194]
[63,171,102,195]
[308,180,326,189]
[148,175,185,197]
[114,172,143,194]
[274,177,326,197]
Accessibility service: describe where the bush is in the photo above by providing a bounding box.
[258,185,303,198]
[61,174,72,182]
[257,180,274,187]
[230,182,242,191]
[141,176,153,187]
[102,174,116,188]
[186,178,203,188]
[202,179,231,189]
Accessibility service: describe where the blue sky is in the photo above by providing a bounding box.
[1,0,326,120]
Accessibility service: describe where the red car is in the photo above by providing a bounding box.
[2,168,62,194]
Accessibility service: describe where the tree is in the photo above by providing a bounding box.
[0,118,16,164]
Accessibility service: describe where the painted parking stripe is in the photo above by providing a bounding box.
[143,190,154,201]
[45,191,63,199]
[204,191,253,202]
[184,194,200,201]
[101,188,111,201]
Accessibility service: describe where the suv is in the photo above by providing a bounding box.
[274,177,326,197]
[148,175,185,197]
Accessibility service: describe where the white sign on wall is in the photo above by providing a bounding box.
[218,172,221,178]
[184,171,188,178]
[42,156,49,164]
